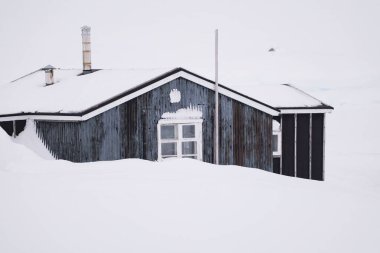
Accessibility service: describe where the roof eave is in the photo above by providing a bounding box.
[277,106,334,114]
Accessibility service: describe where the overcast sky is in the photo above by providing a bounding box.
[1,0,379,88]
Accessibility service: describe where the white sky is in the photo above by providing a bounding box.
[1,0,379,88]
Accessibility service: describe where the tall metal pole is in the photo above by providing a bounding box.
[214,29,219,165]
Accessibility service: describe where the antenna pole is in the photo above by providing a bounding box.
[214,29,219,165]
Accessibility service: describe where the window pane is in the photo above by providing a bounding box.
[161,125,176,139]
[182,141,197,155]
[162,143,177,156]
[272,135,278,152]
[182,125,195,138]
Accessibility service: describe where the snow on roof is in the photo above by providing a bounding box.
[0,67,331,121]
[0,68,172,115]
[228,83,332,109]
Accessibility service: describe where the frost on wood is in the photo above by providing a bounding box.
[161,105,202,119]
[169,88,181,103]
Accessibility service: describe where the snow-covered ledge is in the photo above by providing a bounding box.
[161,105,202,120]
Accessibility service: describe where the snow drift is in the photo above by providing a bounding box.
[1,124,380,252]
[0,127,42,170]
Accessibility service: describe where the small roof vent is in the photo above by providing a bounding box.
[41,65,55,71]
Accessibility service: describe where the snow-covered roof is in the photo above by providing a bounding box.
[0,68,171,116]
[0,67,332,122]
[228,83,333,113]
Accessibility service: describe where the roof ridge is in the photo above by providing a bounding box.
[10,69,41,83]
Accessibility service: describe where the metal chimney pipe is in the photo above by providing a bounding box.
[81,26,91,71]
[42,65,55,85]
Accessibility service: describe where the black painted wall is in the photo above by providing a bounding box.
[312,114,324,180]
[279,113,325,180]
[0,120,26,136]
[282,114,295,176]
[0,121,13,136]
[35,77,273,171]
[273,157,280,174]
[296,114,310,179]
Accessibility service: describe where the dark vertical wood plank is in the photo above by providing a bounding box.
[282,114,295,176]
[273,157,281,174]
[312,113,324,180]
[219,95,233,165]
[296,114,310,179]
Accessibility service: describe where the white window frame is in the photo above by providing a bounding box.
[272,130,282,157]
[157,118,203,161]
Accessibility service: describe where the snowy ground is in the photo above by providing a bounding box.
[1,81,380,253]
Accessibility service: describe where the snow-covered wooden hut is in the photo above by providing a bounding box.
[0,27,333,180]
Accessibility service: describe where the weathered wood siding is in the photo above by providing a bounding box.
[35,77,273,171]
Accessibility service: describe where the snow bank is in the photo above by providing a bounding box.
[0,158,379,253]
[13,120,55,160]
[0,120,54,171]
[0,128,42,170]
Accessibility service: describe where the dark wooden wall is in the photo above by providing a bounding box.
[219,96,273,170]
[278,113,325,180]
[311,114,324,180]
[282,114,295,176]
[0,121,13,136]
[35,77,273,171]
[273,157,280,174]
[296,114,310,179]
[0,120,26,136]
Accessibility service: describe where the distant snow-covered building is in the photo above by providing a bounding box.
[0,27,333,180]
